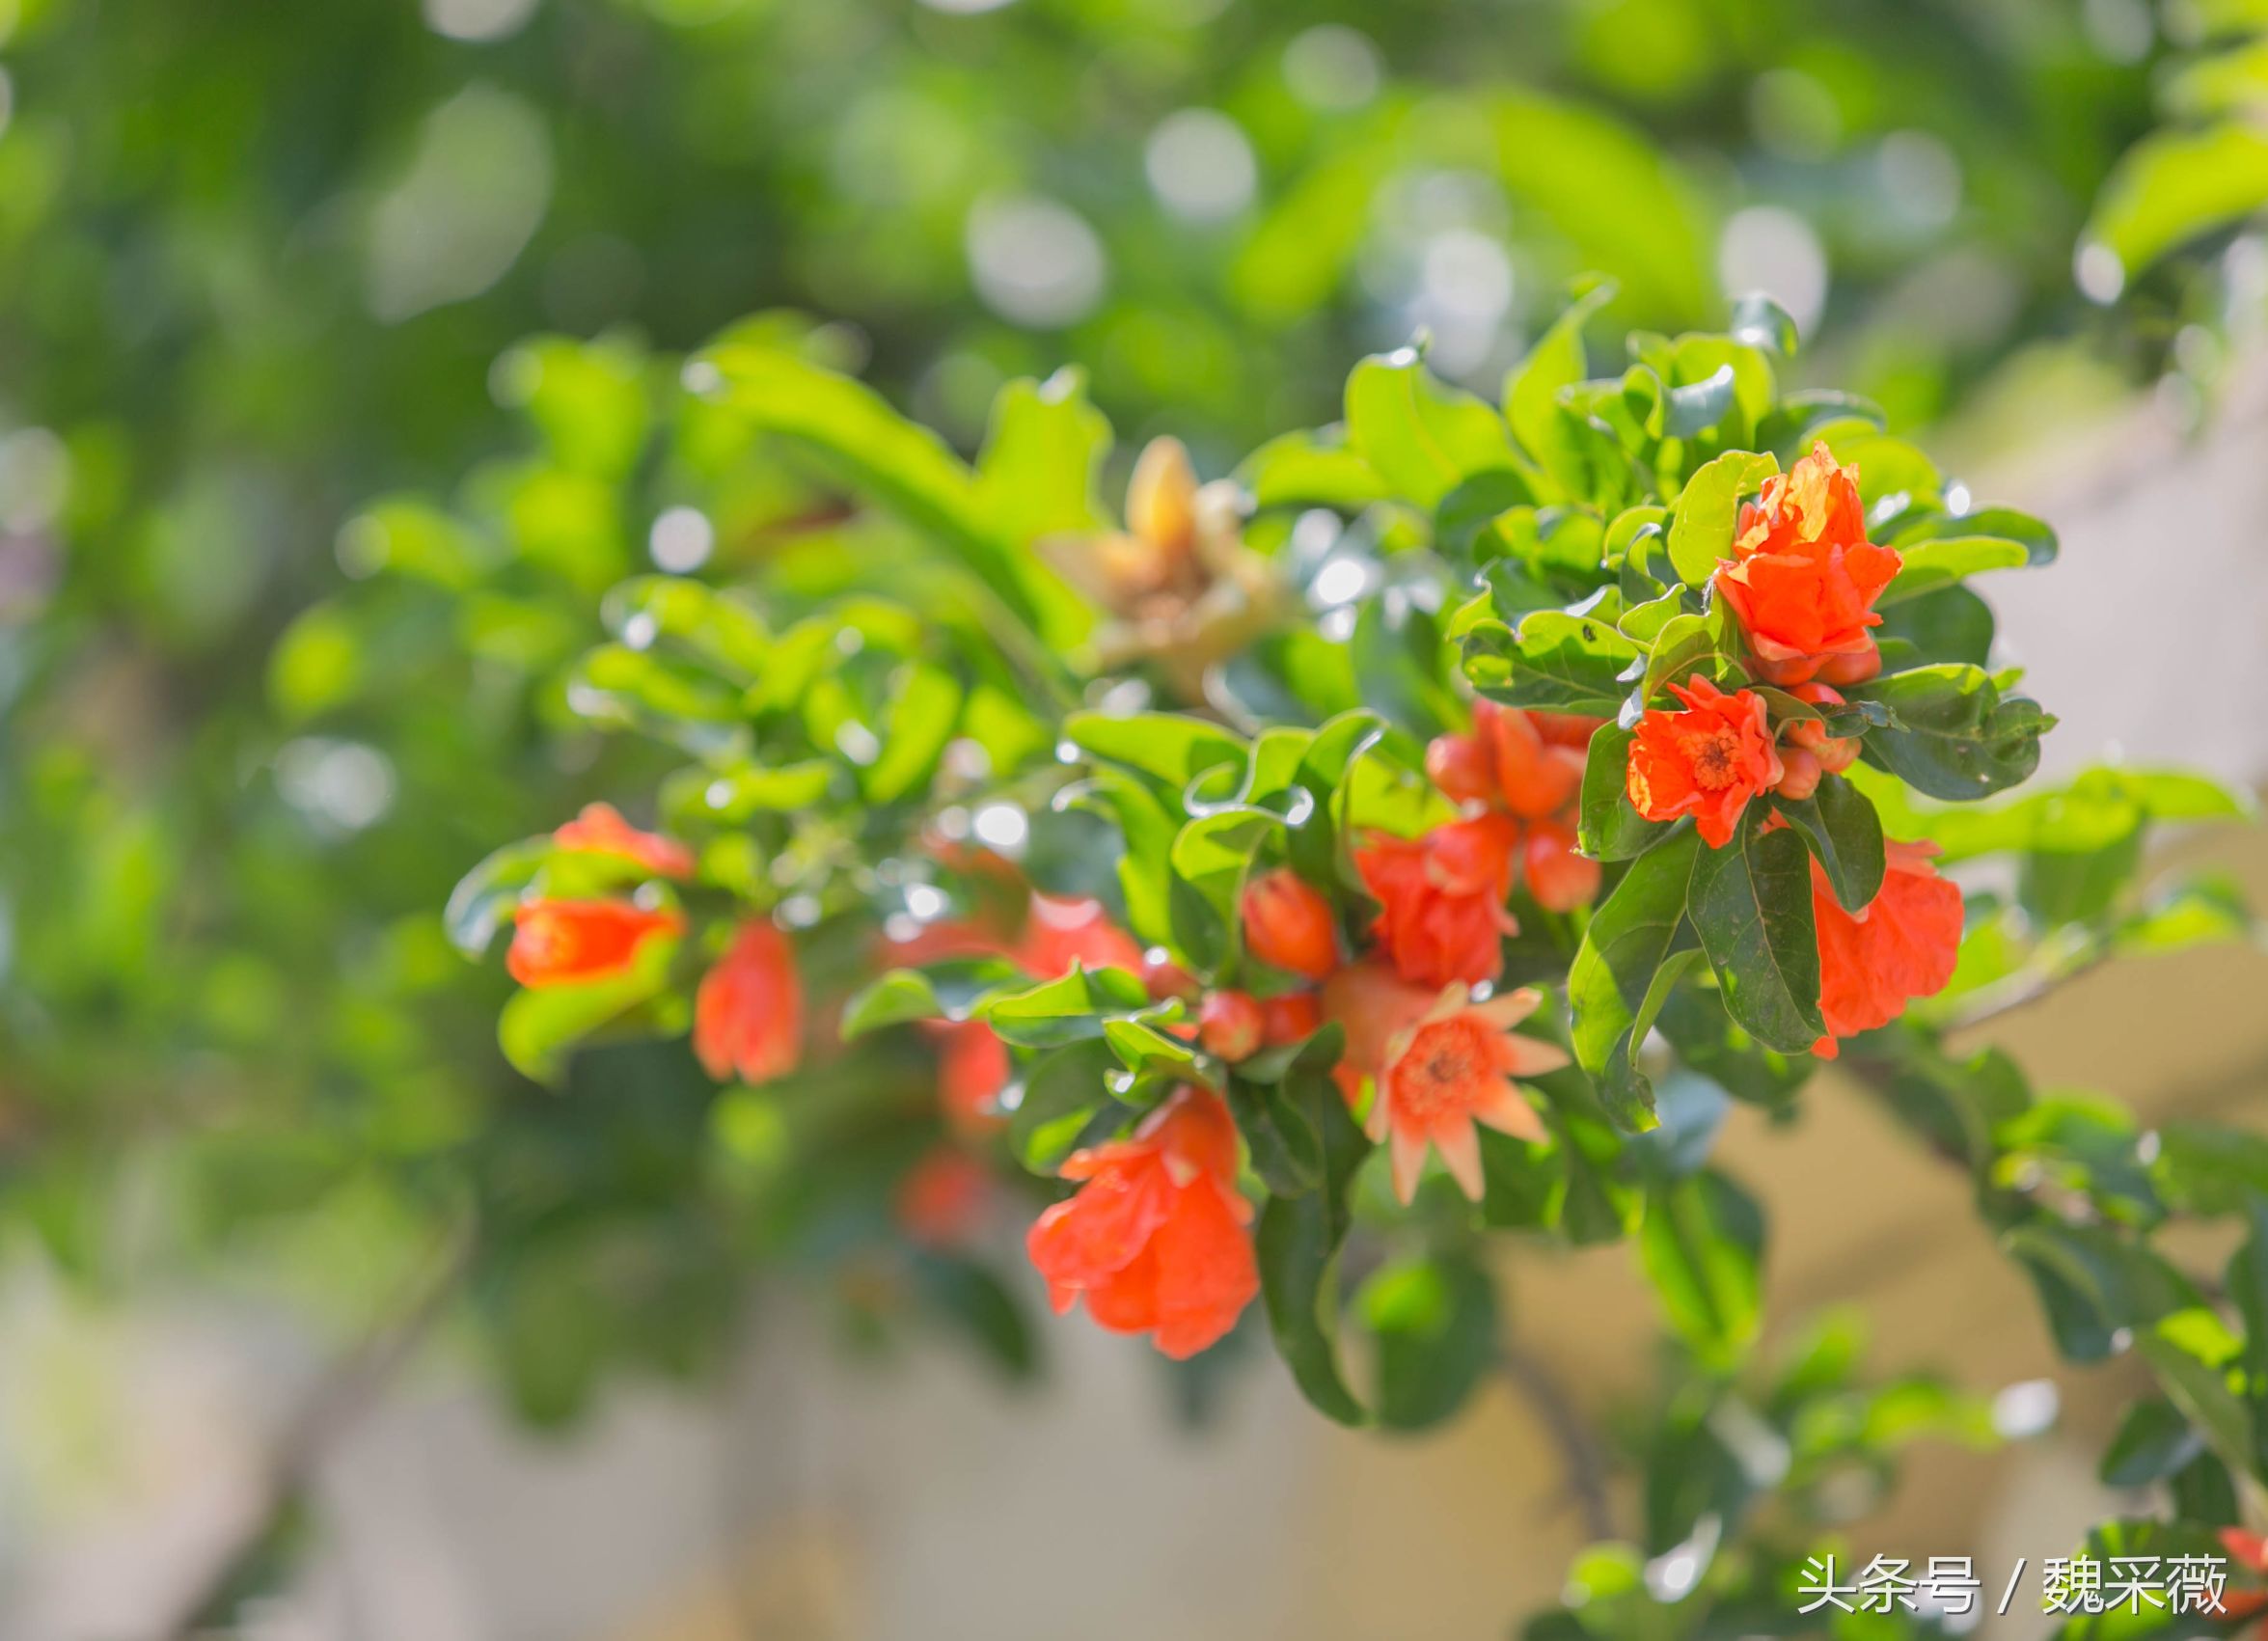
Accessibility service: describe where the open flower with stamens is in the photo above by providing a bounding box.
[1626,675,1783,848]
[1360,981,1567,1204]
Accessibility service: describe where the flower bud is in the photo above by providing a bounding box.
[1198,990,1266,1061]
[1259,991,1322,1045]
[1816,642,1883,686]
[1425,731,1497,806]
[1241,868,1339,979]
[1140,947,1200,1002]
[1522,818,1601,913]
[1774,746,1822,801]
[1485,702,1582,819]
[1529,711,1608,750]
[1785,684,1859,773]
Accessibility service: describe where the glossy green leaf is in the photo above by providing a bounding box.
[1772,777,1885,912]
[1666,451,1777,585]
[1687,814,1823,1053]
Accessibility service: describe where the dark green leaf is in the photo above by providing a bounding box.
[1687,815,1823,1053]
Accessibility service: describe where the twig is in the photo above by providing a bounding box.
[1499,1341,1618,1544]
[159,1211,476,1639]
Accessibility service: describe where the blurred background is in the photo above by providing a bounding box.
[3,0,2268,1635]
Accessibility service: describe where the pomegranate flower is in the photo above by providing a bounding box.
[1353,813,1521,988]
[1025,1085,1259,1359]
[1241,867,1340,979]
[694,918,805,1084]
[1811,839,1963,1058]
[551,803,695,880]
[507,898,683,988]
[1625,675,1784,848]
[1714,444,1901,685]
[1366,985,1567,1204]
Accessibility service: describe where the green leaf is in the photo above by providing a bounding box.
[1236,427,1390,511]
[1853,665,2055,801]
[1881,536,2032,605]
[976,964,1149,1050]
[1066,711,1248,789]
[1506,281,1616,468]
[1569,825,1702,1125]
[691,760,836,821]
[1103,1016,1202,1080]
[1011,1040,1119,1172]
[862,663,963,804]
[1727,292,1800,355]
[2087,123,2268,284]
[1638,1167,1764,1369]
[1576,723,1667,862]
[911,1252,1038,1381]
[1256,1089,1374,1426]
[1688,814,1823,1053]
[972,368,1110,547]
[1344,347,1520,508]
[1772,777,1885,913]
[1226,1029,1339,1197]
[840,957,1026,1036]
[445,837,553,956]
[1462,604,1643,717]
[601,577,770,679]
[689,343,1084,647]
[1666,451,1777,586]
[2098,1397,2204,1489]
[1361,1253,1499,1432]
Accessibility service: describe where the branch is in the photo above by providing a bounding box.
[158,1210,476,1639]
[1500,1340,1618,1544]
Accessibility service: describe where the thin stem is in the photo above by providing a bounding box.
[1500,1341,1619,1544]
[160,1211,476,1639]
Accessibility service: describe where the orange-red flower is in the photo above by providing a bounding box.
[1521,817,1600,913]
[1367,984,1566,1203]
[1321,957,1438,1105]
[896,1147,992,1249]
[1714,444,1901,685]
[1476,699,1586,819]
[1198,990,1265,1060]
[1353,813,1521,988]
[1241,867,1340,979]
[551,803,695,880]
[933,1019,1012,1134]
[2217,1529,2268,1624]
[695,918,805,1083]
[1015,892,1145,978]
[1811,840,1963,1058]
[507,898,683,988]
[1626,675,1784,848]
[1025,1085,1258,1359]
[1259,990,1322,1045]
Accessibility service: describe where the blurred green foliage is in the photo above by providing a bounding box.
[2,0,2267,1622]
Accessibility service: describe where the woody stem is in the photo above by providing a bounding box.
[1500,1340,1619,1543]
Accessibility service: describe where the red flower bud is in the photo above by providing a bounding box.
[1815,641,1883,686]
[695,918,805,1084]
[1259,991,1322,1045]
[1425,731,1498,806]
[1140,948,1200,1002]
[507,898,683,988]
[1198,990,1266,1061]
[1774,745,1823,801]
[1529,711,1609,750]
[1241,868,1339,979]
[1522,818,1601,913]
[1787,683,1860,773]
[1483,702,1583,819]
